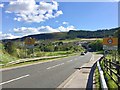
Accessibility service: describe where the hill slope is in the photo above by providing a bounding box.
[2,27,119,42]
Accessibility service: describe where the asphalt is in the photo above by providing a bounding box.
[58,54,102,89]
[1,52,92,88]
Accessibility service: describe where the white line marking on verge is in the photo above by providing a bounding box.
[0,74,30,86]
[47,63,64,70]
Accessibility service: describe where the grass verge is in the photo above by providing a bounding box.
[1,53,79,69]
[104,72,118,89]
[95,66,101,89]
[1,55,67,69]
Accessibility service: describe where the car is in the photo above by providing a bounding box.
[81,52,85,55]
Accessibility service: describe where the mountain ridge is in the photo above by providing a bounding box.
[2,27,119,42]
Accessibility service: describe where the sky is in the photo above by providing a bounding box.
[0,0,119,39]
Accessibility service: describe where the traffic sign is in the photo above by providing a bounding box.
[103,38,118,46]
[25,37,35,45]
[103,45,118,50]
[103,37,118,50]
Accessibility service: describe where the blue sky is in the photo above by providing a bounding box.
[0,0,118,39]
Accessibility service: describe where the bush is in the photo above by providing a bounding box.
[3,41,17,56]
[88,40,103,51]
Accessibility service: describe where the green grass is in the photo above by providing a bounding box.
[0,43,18,65]
[55,38,82,43]
[95,67,101,89]
[1,50,79,69]
[104,72,118,89]
[1,54,69,69]
[94,51,104,54]
[1,43,78,65]
[44,51,73,56]
[55,38,101,43]
[0,52,18,64]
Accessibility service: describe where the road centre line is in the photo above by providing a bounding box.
[0,74,30,86]
[46,63,64,70]
[67,60,73,63]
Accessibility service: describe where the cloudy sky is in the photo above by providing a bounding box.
[0,0,119,39]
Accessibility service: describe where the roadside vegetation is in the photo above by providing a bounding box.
[100,59,118,89]
[94,28,120,89]
[95,66,101,89]
[0,39,86,67]
[0,34,105,68]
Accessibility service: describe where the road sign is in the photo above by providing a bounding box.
[103,38,118,46]
[103,37,118,50]
[25,37,35,45]
[103,45,118,50]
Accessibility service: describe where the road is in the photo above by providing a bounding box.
[1,52,92,88]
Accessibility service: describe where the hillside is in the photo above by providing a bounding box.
[2,27,119,42]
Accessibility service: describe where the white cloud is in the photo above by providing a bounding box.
[54,10,63,17]
[14,27,39,35]
[14,26,59,36]
[57,26,76,32]
[0,3,4,8]
[13,25,76,36]
[56,21,59,23]
[0,32,20,40]
[6,0,63,23]
[63,22,69,25]
[0,25,76,39]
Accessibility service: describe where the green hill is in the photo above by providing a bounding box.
[2,27,119,42]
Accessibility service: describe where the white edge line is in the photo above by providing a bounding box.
[0,74,30,86]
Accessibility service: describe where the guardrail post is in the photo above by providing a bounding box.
[116,61,120,89]
[104,59,107,71]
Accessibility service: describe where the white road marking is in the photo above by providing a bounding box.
[67,60,73,63]
[90,54,94,61]
[0,74,30,85]
[47,63,64,70]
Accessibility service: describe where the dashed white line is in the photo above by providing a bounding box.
[0,74,30,85]
[47,63,64,70]
[67,60,73,62]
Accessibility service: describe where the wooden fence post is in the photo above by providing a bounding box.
[116,61,120,89]
[106,59,108,72]
[104,58,106,71]
[105,59,107,71]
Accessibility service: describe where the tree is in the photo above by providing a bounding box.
[4,41,16,55]
[88,40,103,51]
